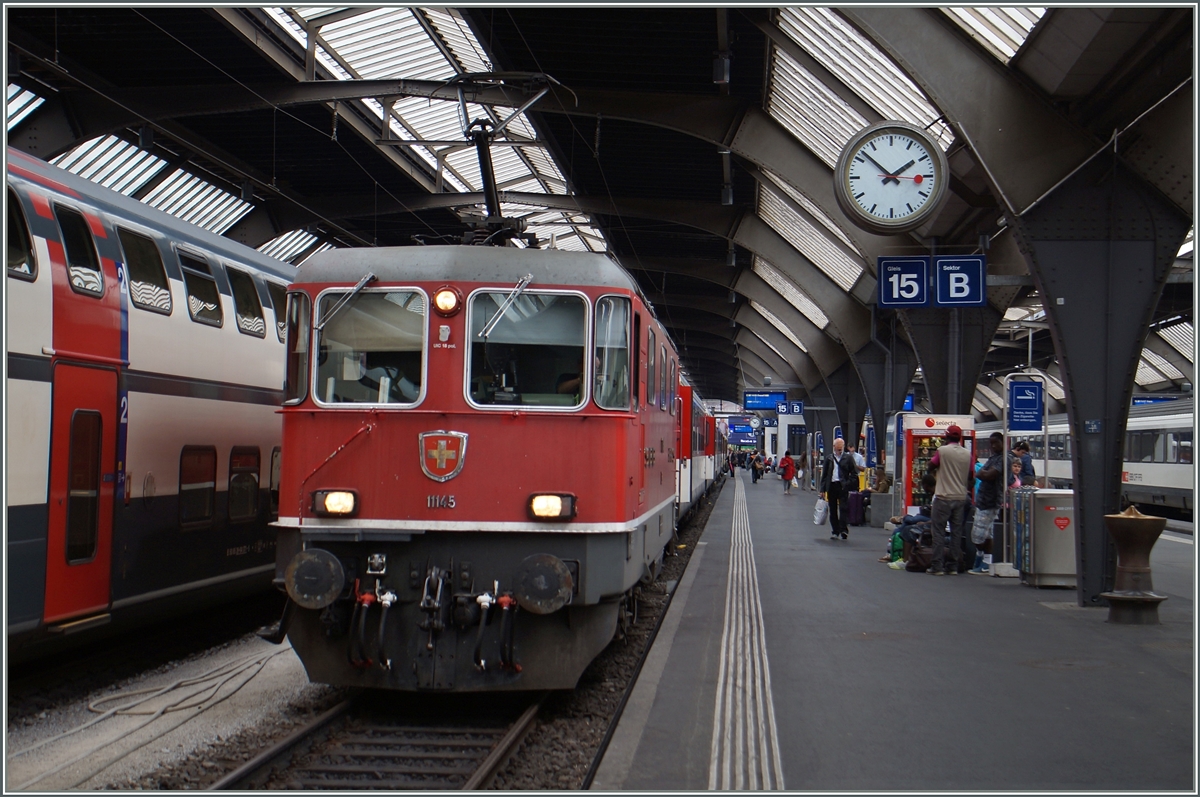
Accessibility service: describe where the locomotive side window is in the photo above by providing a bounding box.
[632,313,641,410]
[227,266,266,337]
[54,205,104,296]
[117,227,172,313]
[66,411,102,563]
[284,292,311,404]
[7,189,36,280]
[266,281,288,343]
[269,447,282,520]
[658,344,667,410]
[179,446,216,526]
[179,252,223,327]
[228,447,261,522]
[594,296,631,410]
[669,360,677,415]
[647,330,657,406]
[468,290,586,408]
[316,290,425,405]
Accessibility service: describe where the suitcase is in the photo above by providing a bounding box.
[846,490,866,526]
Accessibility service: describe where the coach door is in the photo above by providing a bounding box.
[44,364,117,624]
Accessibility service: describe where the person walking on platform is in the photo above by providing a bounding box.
[970,432,1007,574]
[926,424,972,575]
[820,438,858,540]
[751,451,764,483]
[797,452,808,490]
[779,450,796,495]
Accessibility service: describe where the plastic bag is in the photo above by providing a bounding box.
[791,477,799,488]
[813,497,829,526]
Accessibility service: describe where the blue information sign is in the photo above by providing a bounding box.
[877,256,930,308]
[1007,381,1043,432]
[903,393,914,411]
[744,390,787,410]
[730,424,754,434]
[934,255,987,307]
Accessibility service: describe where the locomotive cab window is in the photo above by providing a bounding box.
[266,281,288,343]
[117,227,171,313]
[284,292,311,404]
[468,290,586,409]
[594,296,631,410]
[227,266,266,337]
[179,252,223,327]
[8,189,35,280]
[316,289,425,405]
[228,447,260,522]
[55,205,103,296]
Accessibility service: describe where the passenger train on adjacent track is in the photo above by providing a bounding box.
[976,397,1194,520]
[6,149,295,655]
[271,245,722,691]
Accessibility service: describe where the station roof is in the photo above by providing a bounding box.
[7,7,1193,409]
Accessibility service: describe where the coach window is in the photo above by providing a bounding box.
[269,447,281,520]
[284,292,311,404]
[227,267,266,337]
[317,290,425,405]
[117,228,172,313]
[228,447,260,522]
[7,190,35,280]
[178,252,223,327]
[646,330,657,407]
[179,446,217,526]
[66,411,102,563]
[594,296,630,410]
[1178,431,1193,465]
[55,205,103,296]
[266,281,288,343]
[467,290,586,409]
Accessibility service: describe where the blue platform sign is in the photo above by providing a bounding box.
[776,402,788,414]
[763,418,777,427]
[934,255,987,307]
[1008,381,1044,432]
[744,390,787,410]
[877,256,930,308]
[790,401,804,416]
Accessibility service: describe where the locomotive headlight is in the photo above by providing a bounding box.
[313,489,357,517]
[529,493,577,520]
[433,286,462,316]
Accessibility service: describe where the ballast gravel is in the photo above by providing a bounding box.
[7,480,721,791]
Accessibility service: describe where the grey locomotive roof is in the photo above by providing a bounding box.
[296,245,641,292]
[7,151,296,283]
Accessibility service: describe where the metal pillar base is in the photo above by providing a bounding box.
[1100,592,1167,625]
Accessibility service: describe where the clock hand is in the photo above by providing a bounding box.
[891,159,916,175]
[859,151,900,185]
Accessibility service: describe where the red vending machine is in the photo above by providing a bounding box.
[898,414,976,515]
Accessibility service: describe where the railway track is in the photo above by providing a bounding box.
[208,692,544,790]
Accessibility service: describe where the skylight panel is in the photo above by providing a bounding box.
[141,170,252,235]
[420,8,493,72]
[942,7,1046,65]
[320,8,455,81]
[7,84,44,131]
[1135,360,1168,387]
[1030,368,1065,401]
[767,46,867,167]
[1157,322,1194,364]
[779,9,953,149]
[1178,227,1193,258]
[1141,348,1184,381]
[752,257,829,329]
[258,229,322,263]
[758,184,862,291]
[50,135,168,196]
[976,381,1004,408]
[750,300,808,353]
[764,171,859,255]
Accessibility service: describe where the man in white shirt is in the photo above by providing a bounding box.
[926,425,972,575]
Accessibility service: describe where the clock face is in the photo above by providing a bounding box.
[834,122,949,235]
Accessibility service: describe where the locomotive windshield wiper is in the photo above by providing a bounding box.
[315,272,377,332]
[478,273,533,340]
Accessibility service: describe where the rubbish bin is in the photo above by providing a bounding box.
[1014,488,1077,588]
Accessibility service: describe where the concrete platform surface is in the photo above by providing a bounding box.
[593,472,1194,791]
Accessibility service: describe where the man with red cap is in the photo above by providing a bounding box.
[925,424,972,575]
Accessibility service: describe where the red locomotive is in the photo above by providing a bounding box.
[273,245,719,690]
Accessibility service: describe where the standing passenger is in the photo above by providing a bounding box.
[926,425,972,575]
[969,432,1007,574]
[779,450,796,495]
[820,438,858,540]
[797,452,808,490]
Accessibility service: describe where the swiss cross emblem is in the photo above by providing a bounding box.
[419,431,468,483]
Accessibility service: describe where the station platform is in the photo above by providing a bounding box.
[592,471,1194,791]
